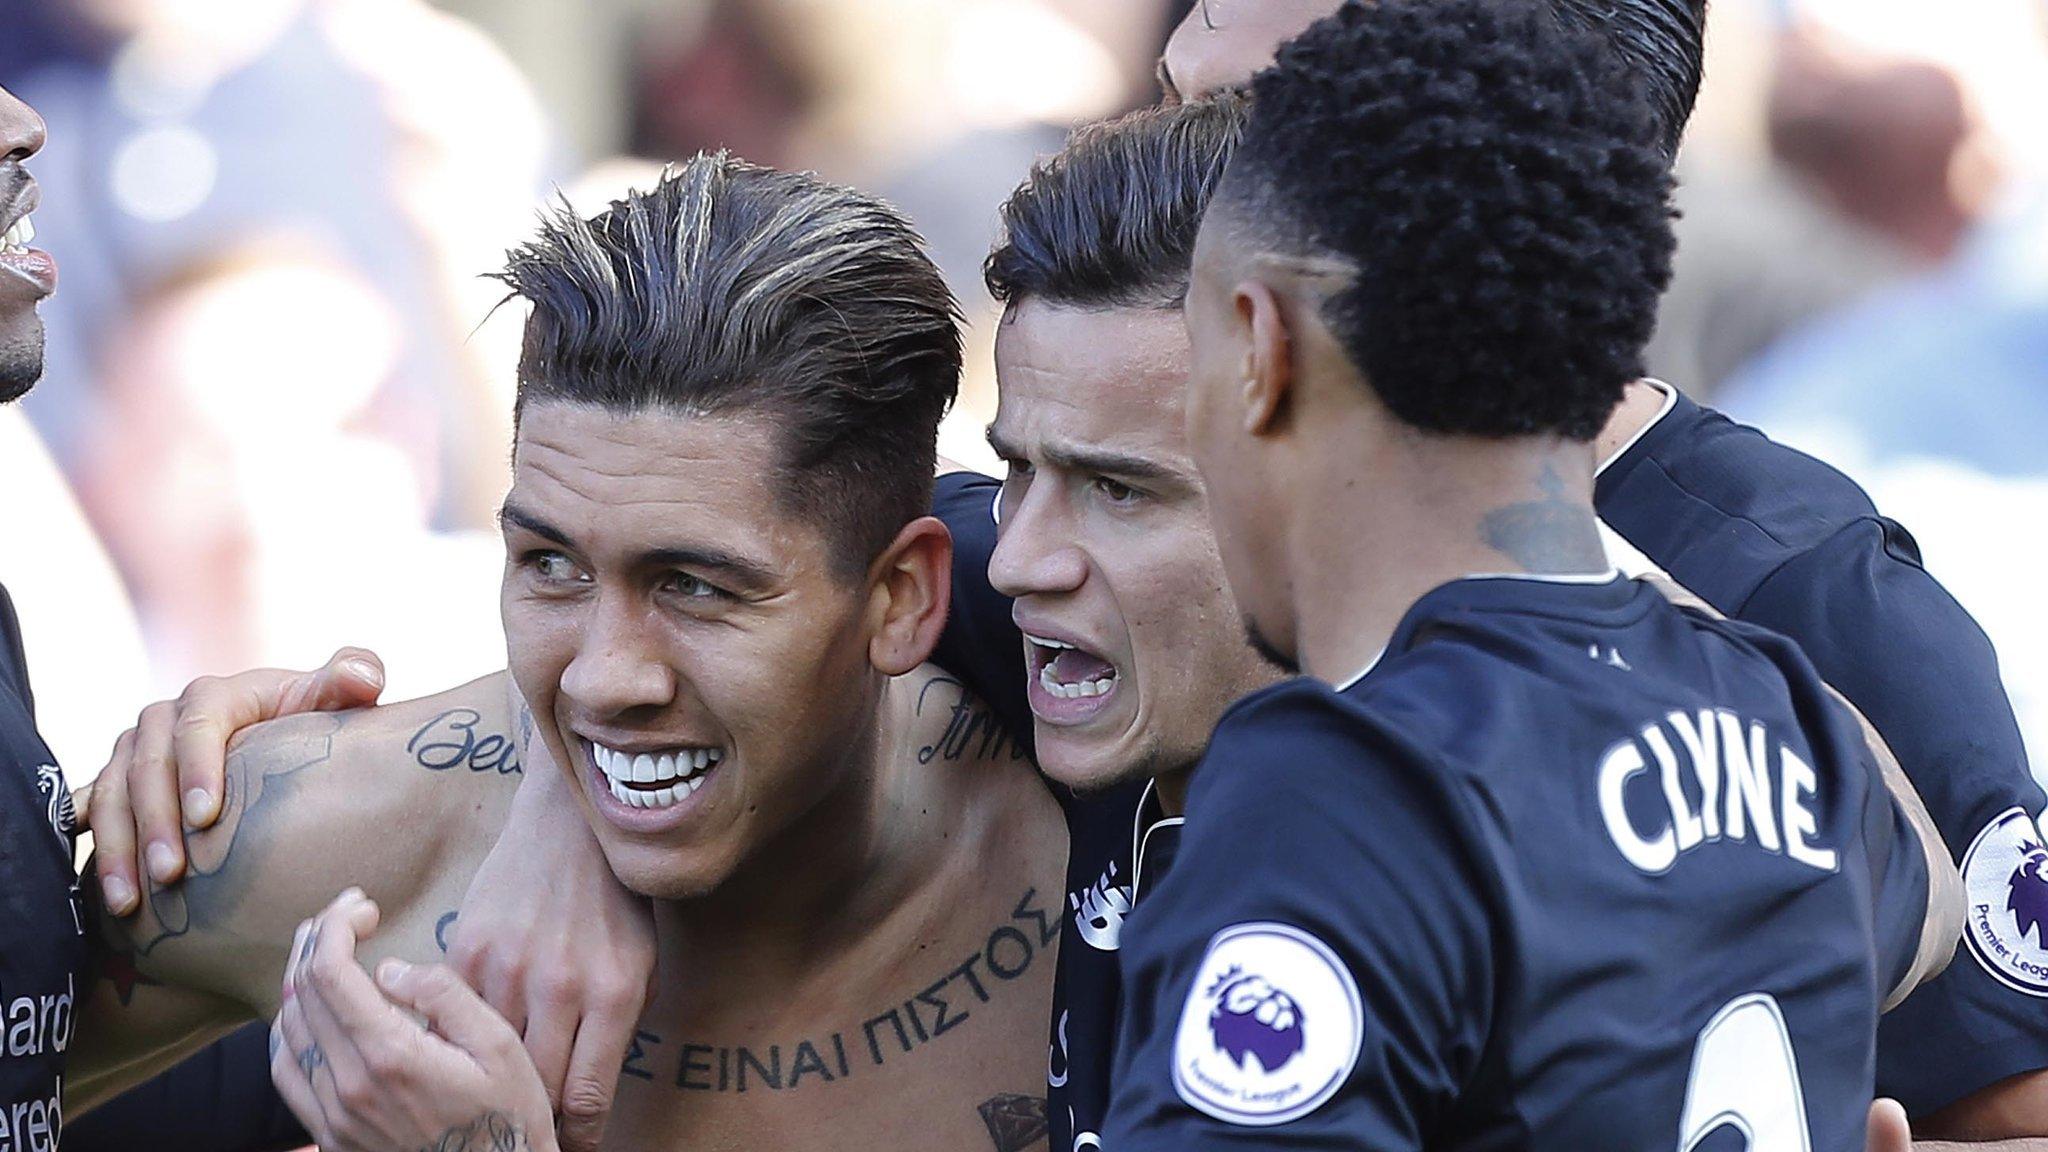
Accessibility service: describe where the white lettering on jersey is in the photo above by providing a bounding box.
[1600,711,1838,876]
[0,1074,62,1152]
[1069,862,1132,953]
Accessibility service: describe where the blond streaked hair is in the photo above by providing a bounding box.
[498,153,962,575]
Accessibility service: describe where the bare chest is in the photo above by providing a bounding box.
[604,881,1061,1151]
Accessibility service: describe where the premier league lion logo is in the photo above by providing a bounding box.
[1962,808,2048,997]
[1206,966,1307,1073]
[2009,841,2048,947]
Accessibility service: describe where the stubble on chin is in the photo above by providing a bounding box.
[0,323,46,403]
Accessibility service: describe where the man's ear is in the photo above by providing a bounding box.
[866,516,953,676]
[1236,279,1295,437]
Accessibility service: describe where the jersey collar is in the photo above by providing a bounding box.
[1597,378,1679,478]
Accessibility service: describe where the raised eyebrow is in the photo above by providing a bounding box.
[498,503,573,548]
[1040,444,1187,485]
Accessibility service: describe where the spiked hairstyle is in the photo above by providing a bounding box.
[498,155,963,576]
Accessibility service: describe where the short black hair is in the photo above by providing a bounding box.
[986,94,1249,312]
[500,155,962,576]
[1219,0,1677,442]
[1555,0,1707,158]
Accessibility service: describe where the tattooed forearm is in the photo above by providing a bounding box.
[979,1094,1049,1152]
[419,1112,533,1152]
[124,713,344,956]
[915,677,1028,765]
[410,709,523,775]
[627,888,1060,1095]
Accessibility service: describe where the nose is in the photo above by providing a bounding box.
[988,478,1089,600]
[559,593,678,719]
[0,87,46,165]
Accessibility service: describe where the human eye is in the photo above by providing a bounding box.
[1092,475,1144,507]
[521,550,590,587]
[660,571,731,603]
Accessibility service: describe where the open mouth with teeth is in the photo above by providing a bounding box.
[592,742,724,810]
[1026,633,1120,702]
[1,215,33,255]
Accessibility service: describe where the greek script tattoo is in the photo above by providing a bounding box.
[634,888,1059,1095]
[297,1042,326,1079]
[915,677,1027,765]
[418,1112,529,1152]
[1478,462,1606,574]
[978,1094,1049,1152]
[410,709,523,775]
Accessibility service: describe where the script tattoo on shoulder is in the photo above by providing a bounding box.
[418,1111,530,1152]
[978,1094,1049,1151]
[409,709,522,775]
[915,676,1028,766]
[623,888,1060,1096]
[129,713,343,957]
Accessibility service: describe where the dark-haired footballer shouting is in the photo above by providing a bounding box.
[1106,1,1950,1146]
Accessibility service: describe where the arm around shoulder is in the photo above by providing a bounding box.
[69,675,523,1109]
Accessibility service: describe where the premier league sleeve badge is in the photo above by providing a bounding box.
[1171,922,1365,1126]
[1960,807,2048,996]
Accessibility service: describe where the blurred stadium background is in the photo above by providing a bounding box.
[0,0,2041,785]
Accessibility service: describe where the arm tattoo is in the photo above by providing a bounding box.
[420,1112,531,1152]
[409,709,523,775]
[127,714,343,956]
[98,946,162,1006]
[978,1094,1049,1151]
[1478,462,1607,573]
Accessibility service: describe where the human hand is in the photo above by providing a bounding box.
[448,710,654,1152]
[273,889,559,1152]
[87,647,385,916]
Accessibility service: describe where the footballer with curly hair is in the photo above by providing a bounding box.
[1104,2,1950,1146]
[1158,0,2048,1137]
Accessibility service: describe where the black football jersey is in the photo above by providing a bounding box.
[0,584,86,1152]
[1107,575,1927,1151]
[1600,384,2048,1114]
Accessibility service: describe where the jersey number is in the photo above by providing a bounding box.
[1678,993,1813,1152]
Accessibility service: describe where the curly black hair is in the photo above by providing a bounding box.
[1220,0,1678,442]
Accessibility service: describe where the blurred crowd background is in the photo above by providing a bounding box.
[0,0,2042,785]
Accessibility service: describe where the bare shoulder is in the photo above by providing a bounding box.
[891,665,1060,873]
[112,673,524,1004]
